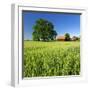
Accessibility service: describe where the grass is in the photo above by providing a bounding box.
[24,41,80,77]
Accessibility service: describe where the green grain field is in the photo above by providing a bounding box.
[24,41,80,77]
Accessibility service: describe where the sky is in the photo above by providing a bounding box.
[23,11,80,40]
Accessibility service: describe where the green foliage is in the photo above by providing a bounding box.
[32,18,57,41]
[24,41,80,77]
[65,33,70,41]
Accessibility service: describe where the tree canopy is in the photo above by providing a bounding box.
[32,18,57,41]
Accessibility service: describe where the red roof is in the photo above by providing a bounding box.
[56,36,65,40]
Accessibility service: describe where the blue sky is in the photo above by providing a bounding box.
[23,11,80,40]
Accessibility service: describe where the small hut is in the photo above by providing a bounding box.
[71,36,78,41]
[56,36,65,41]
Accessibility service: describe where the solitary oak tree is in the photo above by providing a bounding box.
[32,18,57,41]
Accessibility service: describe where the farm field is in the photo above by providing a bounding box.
[24,41,80,77]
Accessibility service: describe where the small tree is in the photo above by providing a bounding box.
[65,33,70,41]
